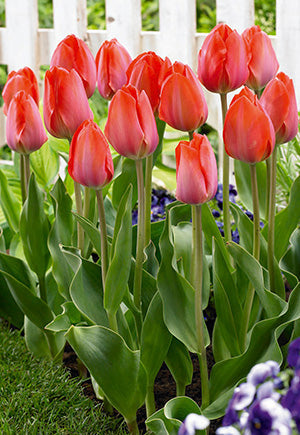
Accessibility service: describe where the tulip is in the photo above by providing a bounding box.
[175,133,218,205]
[2,67,39,115]
[68,120,114,189]
[104,84,158,159]
[223,87,275,164]
[6,91,47,154]
[43,66,93,140]
[126,51,164,113]
[260,72,298,145]
[159,63,208,132]
[197,23,248,94]
[50,34,96,98]
[242,26,279,91]
[95,38,132,100]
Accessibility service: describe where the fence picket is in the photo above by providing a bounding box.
[216,0,254,33]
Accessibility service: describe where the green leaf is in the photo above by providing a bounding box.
[24,316,52,359]
[66,325,147,422]
[0,250,36,290]
[0,273,24,328]
[104,185,132,315]
[48,177,74,300]
[165,337,193,391]
[280,228,300,281]
[20,174,50,278]
[262,175,300,260]
[213,237,243,357]
[0,169,21,232]
[158,213,209,353]
[46,301,82,332]
[234,160,268,220]
[73,213,102,258]
[112,158,137,210]
[227,242,285,317]
[30,139,59,188]
[141,292,172,385]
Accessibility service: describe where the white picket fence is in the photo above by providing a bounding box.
[0,0,299,148]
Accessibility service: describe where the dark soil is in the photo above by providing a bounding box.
[62,303,222,434]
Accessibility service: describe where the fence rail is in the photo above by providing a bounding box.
[0,0,299,147]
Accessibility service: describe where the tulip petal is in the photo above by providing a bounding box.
[225,31,248,91]
[136,91,159,158]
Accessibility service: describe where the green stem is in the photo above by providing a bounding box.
[144,154,153,247]
[20,155,27,204]
[176,382,186,397]
[192,204,210,409]
[265,157,271,221]
[133,159,145,310]
[24,154,30,190]
[145,384,156,418]
[220,93,231,243]
[188,130,194,141]
[125,418,139,435]
[240,164,261,351]
[268,146,277,293]
[74,181,84,255]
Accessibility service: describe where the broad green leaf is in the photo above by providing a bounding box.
[262,175,300,260]
[209,283,300,412]
[66,325,147,422]
[158,213,209,353]
[104,185,132,315]
[0,251,36,290]
[112,158,137,209]
[0,226,5,251]
[48,178,74,300]
[227,242,285,317]
[212,318,231,363]
[141,292,172,385]
[73,213,102,258]
[0,169,21,232]
[0,273,24,328]
[234,160,268,220]
[24,316,52,359]
[20,174,50,278]
[280,228,300,281]
[230,202,285,298]
[146,408,176,435]
[46,301,82,332]
[165,337,193,392]
[30,139,59,188]
[213,237,243,357]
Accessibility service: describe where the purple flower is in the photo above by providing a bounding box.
[247,361,280,386]
[287,337,300,369]
[281,374,300,432]
[223,383,256,426]
[256,381,280,402]
[178,413,209,435]
[216,426,241,434]
[245,398,292,435]
[231,228,240,244]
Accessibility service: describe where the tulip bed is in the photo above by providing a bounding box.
[0,21,300,435]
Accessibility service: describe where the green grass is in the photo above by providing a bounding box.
[0,322,128,435]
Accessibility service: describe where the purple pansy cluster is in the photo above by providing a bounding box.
[178,338,300,435]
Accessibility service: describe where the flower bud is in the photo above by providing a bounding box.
[6,91,47,154]
[175,133,218,205]
[50,34,96,98]
[104,84,158,159]
[68,120,114,189]
[43,66,93,140]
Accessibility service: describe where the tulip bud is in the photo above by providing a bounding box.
[2,67,39,116]
[6,91,48,154]
[126,51,164,113]
[242,26,279,91]
[43,66,93,141]
[260,72,298,145]
[104,84,159,159]
[159,62,208,132]
[223,87,275,164]
[68,120,114,189]
[50,34,96,98]
[175,133,218,205]
[197,23,248,94]
[95,38,132,100]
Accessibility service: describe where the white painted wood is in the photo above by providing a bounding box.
[276,0,300,108]
[105,0,141,58]
[0,109,5,147]
[216,0,254,32]
[2,0,39,74]
[159,0,196,68]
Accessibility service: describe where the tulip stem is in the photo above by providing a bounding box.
[188,130,194,141]
[38,274,47,303]
[134,159,145,310]
[192,204,210,409]
[240,164,260,351]
[125,418,139,435]
[220,93,231,243]
[83,186,91,258]
[144,154,153,247]
[24,154,30,189]
[74,181,84,255]
[268,146,277,293]
[265,156,271,229]
[96,189,109,289]
[145,384,156,418]
[20,155,27,204]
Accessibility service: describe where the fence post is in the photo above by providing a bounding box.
[276,0,300,108]
[105,0,141,57]
[159,0,196,68]
[216,0,254,32]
